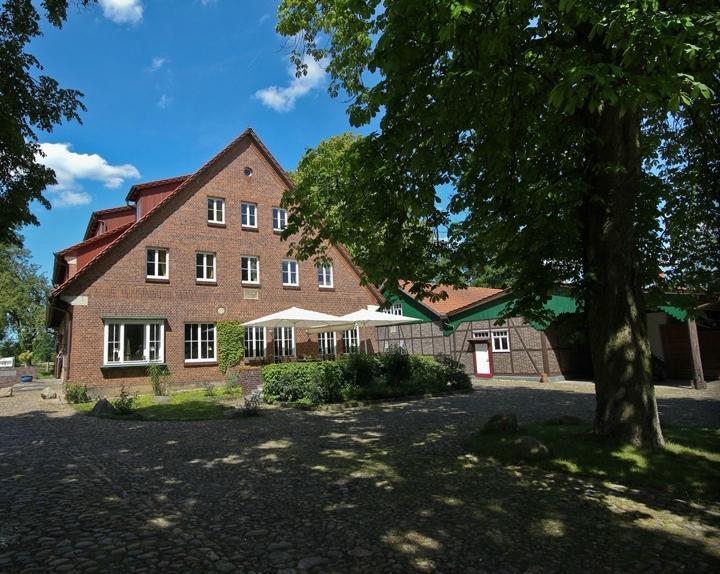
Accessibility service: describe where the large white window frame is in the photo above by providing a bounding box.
[196,252,216,283]
[245,327,266,359]
[241,256,260,284]
[272,207,287,231]
[317,263,333,288]
[318,331,337,357]
[491,329,510,352]
[273,327,295,358]
[343,327,360,354]
[184,323,217,362]
[146,248,169,280]
[282,259,299,286]
[241,202,257,228]
[207,197,225,224]
[103,320,165,366]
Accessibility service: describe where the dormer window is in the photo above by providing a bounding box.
[207,197,225,225]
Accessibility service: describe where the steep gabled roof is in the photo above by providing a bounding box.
[51,128,375,302]
[83,205,135,240]
[58,222,134,257]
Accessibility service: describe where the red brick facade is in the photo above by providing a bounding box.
[50,130,382,391]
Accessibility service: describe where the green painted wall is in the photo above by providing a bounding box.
[386,292,439,322]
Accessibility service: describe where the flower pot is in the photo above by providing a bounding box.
[20,375,33,383]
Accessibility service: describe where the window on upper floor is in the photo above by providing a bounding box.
[282,259,299,286]
[207,197,225,225]
[146,248,168,280]
[491,329,510,352]
[196,252,216,283]
[185,323,216,362]
[317,263,333,288]
[272,207,287,231]
[241,202,257,228]
[241,256,260,284]
[383,302,403,316]
[104,320,164,366]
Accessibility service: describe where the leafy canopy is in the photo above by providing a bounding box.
[0,0,94,245]
[279,1,719,317]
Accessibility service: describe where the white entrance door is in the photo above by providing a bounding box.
[474,342,491,377]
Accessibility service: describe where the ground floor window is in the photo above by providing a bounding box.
[491,329,510,352]
[245,326,265,359]
[104,320,165,365]
[185,323,216,362]
[343,328,359,353]
[273,327,295,358]
[318,331,336,357]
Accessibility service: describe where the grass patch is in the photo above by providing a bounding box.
[36,370,55,380]
[72,388,244,421]
[468,423,720,500]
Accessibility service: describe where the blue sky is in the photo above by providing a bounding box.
[24,0,373,278]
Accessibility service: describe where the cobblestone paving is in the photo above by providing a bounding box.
[1,381,718,573]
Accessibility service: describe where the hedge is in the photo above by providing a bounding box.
[262,351,471,406]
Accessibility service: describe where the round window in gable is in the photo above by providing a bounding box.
[244,167,253,177]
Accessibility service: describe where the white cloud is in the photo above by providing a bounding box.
[255,57,327,112]
[149,57,167,72]
[37,143,141,207]
[99,0,143,25]
[259,13,271,24]
[157,94,172,109]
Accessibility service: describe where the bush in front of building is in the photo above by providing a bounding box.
[262,352,471,406]
[436,354,472,390]
[65,382,91,404]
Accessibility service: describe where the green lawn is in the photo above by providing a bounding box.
[468,423,720,500]
[72,388,243,421]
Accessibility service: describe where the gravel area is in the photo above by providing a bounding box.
[0,381,718,573]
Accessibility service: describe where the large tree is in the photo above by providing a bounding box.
[0,0,93,245]
[278,1,720,448]
[0,244,53,362]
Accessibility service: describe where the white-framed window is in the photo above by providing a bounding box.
[241,256,260,284]
[282,259,299,286]
[273,326,295,357]
[185,323,216,362]
[491,329,510,352]
[343,328,359,353]
[241,202,257,228]
[146,248,168,279]
[318,332,336,356]
[104,320,165,366]
[317,263,333,288]
[472,330,490,340]
[383,302,403,316]
[196,252,216,282]
[272,207,287,231]
[245,326,265,359]
[207,197,225,224]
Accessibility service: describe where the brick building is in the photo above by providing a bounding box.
[48,129,383,391]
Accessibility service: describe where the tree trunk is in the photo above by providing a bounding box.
[582,106,665,449]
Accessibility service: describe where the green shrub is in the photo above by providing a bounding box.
[341,353,381,388]
[436,354,472,390]
[217,321,245,374]
[113,385,136,414]
[147,363,170,396]
[306,362,347,404]
[409,355,447,393]
[263,361,350,404]
[380,347,412,386]
[65,382,91,404]
[202,382,216,397]
[18,350,32,366]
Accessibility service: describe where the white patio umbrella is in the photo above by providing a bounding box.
[305,308,421,352]
[242,307,346,329]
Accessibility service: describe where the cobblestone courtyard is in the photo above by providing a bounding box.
[1,381,718,573]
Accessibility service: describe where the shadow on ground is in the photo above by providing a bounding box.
[0,385,718,573]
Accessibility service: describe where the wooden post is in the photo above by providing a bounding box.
[540,332,550,383]
[687,318,706,390]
